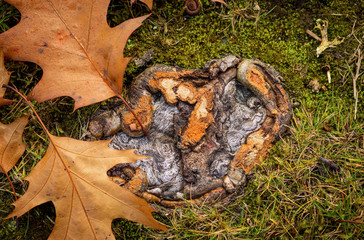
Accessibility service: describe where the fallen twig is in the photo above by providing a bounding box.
[306,29,321,41]
[335,219,364,225]
[351,47,362,120]
[318,156,339,170]
[314,19,345,57]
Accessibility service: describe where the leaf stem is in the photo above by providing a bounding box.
[115,93,151,139]
[0,164,17,201]
[2,84,98,240]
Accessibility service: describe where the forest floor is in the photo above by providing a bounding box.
[0,0,363,239]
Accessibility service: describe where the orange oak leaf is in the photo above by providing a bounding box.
[0,114,29,173]
[6,135,167,239]
[0,0,150,110]
[0,48,14,106]
[131,0,153,9]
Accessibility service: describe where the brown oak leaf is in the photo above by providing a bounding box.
[0,0,150,110]
[0,114,29,173]
[6,136,166,239]
[0,48,14,106]
[131,0,153,9]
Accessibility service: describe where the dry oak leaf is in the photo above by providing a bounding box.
[0,0,150,110]
[0,114,29,173]
[0,48,14,106]
[6,136,167,239]
[131,0,153,10]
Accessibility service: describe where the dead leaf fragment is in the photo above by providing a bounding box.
[308,79,324,92]
[0,49,14,106]
[7,135,166,239]
[0,115,29,173]
[318,156,339,170]
[131,0,153,9]
[315,19,344,56]
[0,0,150,110]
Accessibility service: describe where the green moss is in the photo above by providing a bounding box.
[0,190,54,240]
[121,0,362,118]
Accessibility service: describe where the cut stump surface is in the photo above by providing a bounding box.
[89,55,292,207]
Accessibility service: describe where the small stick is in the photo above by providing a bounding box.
[306,29,322,41]
[0,164,17,201]
[352,48,362,120]
[335,219,364,225]
[318,156,339,170]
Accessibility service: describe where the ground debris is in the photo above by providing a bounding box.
[314,19,345,57]
[318,156,339,170]
[133,49,155,67]
[308,79,326,92]
[90,55,292,207]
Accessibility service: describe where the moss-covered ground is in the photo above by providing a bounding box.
[0,0,363,239]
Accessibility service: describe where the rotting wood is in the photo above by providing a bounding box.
[89,54,292,207]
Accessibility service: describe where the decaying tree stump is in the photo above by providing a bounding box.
[89,55,292,207]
